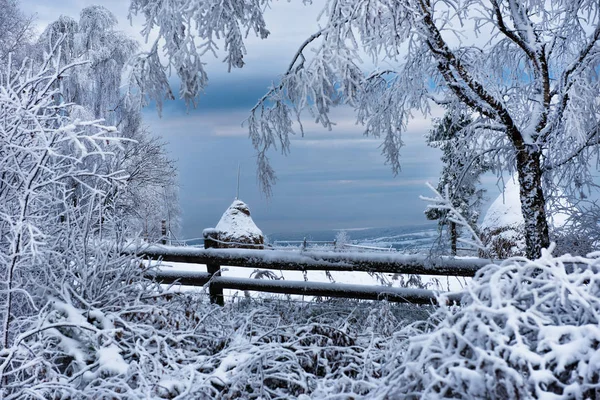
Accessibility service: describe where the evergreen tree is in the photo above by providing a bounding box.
[425,111,488,255]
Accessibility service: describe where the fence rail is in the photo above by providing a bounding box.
[138,245,490,276]
[134,238,494,306]
[144,269,462,304]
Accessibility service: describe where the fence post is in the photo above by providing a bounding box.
[161,219,167,245]
[203,229,224,306]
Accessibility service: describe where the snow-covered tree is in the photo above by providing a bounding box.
[40,6,180,240]
[334,230,351,250]
[425,111,488,255]
[0,31,181,399]
[0,0,34,65]
[40,6,136,125]
[129,0,600,258]
[0,35,124,370]
[106,106,180,242]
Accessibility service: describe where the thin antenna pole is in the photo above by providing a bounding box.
[236,162,241,200]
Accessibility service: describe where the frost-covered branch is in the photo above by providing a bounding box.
[421,182,489,254]
[381,247,600,398]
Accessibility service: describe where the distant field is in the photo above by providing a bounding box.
[180,224,445,252]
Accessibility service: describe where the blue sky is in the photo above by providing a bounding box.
[22,1,501,239]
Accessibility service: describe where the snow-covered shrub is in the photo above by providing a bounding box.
[141,298,424,399]
[201,299,423,399]
[379,245,600,399]
[0,35,167,398]
[334,230,351,250]
[1,231,152,397]
[480,225,526,258]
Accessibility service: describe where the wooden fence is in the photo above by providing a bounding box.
[135,233,494,306]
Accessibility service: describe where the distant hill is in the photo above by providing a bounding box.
[268,224,440,252]
[180,224,444,252]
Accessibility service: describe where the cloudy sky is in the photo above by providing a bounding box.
[21,0,501,239]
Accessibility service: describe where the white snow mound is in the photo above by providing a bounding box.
[215,199,263,244]
[481,177,524,231]
[481,176,571,231]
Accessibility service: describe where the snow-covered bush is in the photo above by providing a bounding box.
[379,245,600,399]
[334,230,351,250]
[0,249,156,398]
[6,294,427,399]
[0,36,143,397]
[166,299,414,399]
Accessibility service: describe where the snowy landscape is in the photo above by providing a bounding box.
[2,0,600,399]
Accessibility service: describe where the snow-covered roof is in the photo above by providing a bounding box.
[481,176,571,232]
[215,199,263,242]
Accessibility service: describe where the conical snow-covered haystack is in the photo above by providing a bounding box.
[481,177,571,257]
[210,199,264,249]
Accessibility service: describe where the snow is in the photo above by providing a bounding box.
[211,352,253,383]
[96,345,129,375]
[51,298,92,328]
[156,379,186,398]
[481,177,524,231]
[45,327,87,369]
[45,300,130,381]
[215,199,263,237]
[213,199,263,243]
[482,176,572,232]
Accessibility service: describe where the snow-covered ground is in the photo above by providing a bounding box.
[268,225,441,253]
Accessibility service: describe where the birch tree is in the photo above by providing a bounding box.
[40,6,180,240]
[129,0,600,259]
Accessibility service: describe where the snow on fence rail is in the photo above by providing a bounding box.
[341,243,396,251]
[136,245,490,275]
[131,242,493,306]
[144,269,462,305]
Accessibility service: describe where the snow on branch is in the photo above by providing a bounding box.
[381,246,600,398]
[128,0,271,109]
[421,182,489,254]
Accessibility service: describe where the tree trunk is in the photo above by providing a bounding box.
[450,221,457,256]
[515,146,550,259]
